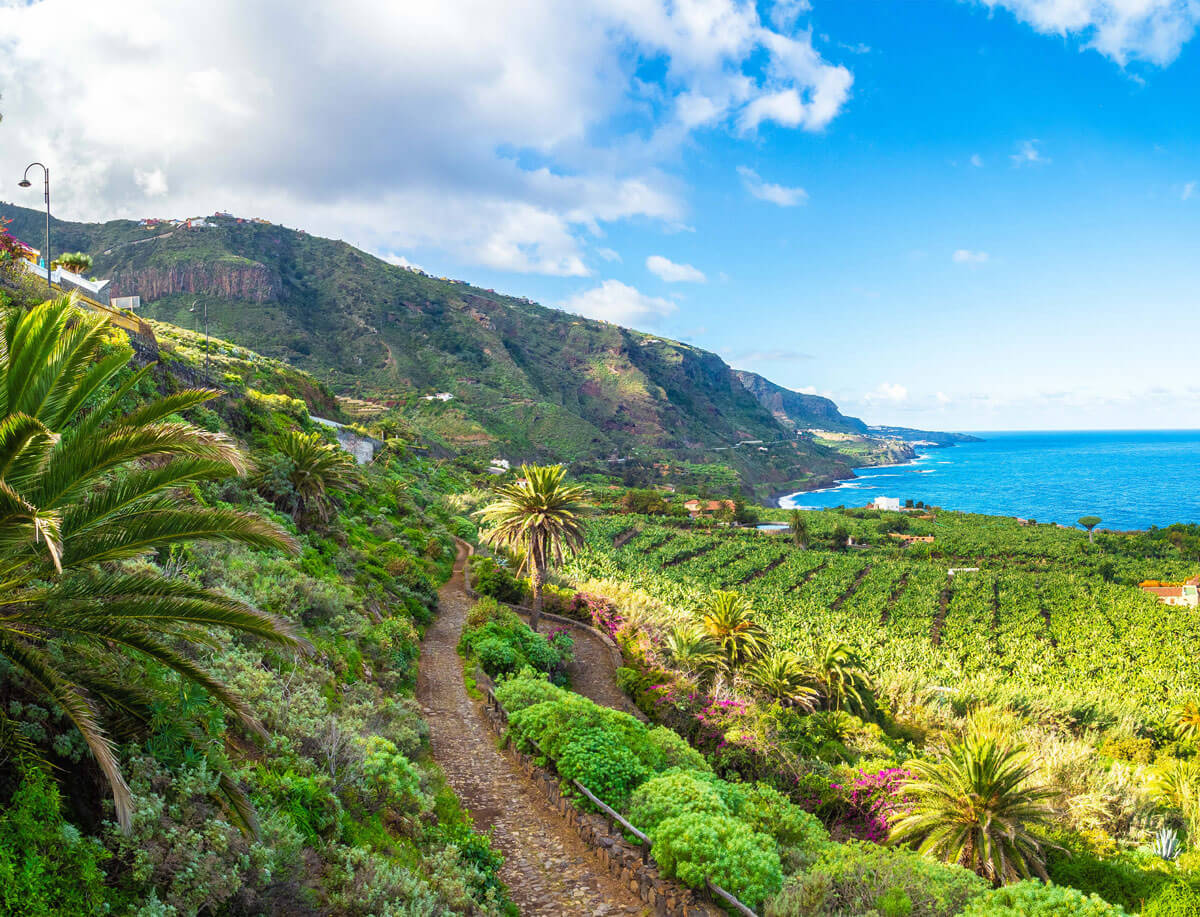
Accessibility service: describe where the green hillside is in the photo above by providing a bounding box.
[733,368,868,433]
[0,203,876,496]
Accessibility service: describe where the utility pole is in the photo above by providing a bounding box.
[189,299,210,382]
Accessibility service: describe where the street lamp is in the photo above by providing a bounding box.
[17,162,51,291]
[189,299,210,382]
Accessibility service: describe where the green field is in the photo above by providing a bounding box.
[568,510,1200,721]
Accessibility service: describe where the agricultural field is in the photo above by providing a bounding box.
[566,510,1200,721]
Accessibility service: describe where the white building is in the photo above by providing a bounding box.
[872,496,902,511]
[422,392,454,402]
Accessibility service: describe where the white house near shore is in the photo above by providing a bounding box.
[872,496,902,511]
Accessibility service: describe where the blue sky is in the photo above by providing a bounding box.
[3,0,1200,430]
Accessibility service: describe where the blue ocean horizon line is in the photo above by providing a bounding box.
[782,429,1200,529]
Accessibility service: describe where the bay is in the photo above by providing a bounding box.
[779,430,1200,530]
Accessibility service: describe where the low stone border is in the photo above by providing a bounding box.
[477,683,722,917]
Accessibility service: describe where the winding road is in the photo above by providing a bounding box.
[417,544,648,916]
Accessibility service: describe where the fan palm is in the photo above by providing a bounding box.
[660,622,724,679]
[0,296,305,830]
[810,639,876,718]
[889,732,1057,885]
[475,464,588,632]
[744,651,818,710]
[699,590,767,669]
[265,430,358,526]
[1173,700,1200,743]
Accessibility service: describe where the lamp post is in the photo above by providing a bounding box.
[189,299,209,382]
[17,163,51,291]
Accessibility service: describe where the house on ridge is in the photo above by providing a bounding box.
[1139,576,1200,608]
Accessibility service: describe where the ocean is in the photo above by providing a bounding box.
[779,430,1200,530]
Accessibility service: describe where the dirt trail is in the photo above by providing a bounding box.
[417,545,647,916]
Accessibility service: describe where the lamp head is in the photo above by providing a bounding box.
[17,179,31,188]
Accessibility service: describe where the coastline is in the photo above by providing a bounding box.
[774,449,936,508]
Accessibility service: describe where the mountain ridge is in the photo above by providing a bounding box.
[0,203,968,496]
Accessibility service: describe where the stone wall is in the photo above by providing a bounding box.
[479,693,722,917]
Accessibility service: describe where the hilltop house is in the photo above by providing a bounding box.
[1140,577,1200,608]
[871,497,902,511]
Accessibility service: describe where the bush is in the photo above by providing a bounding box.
[494,668,571,712]
[556,731,650,811]
[469,556,526,604]
[1144,883,1200,917]
[1044,831,1173,911]
[0,771,109,916]
[766,841,984,917]
[958,880,1130,916]
[629,771,730,834]
[460,607,570,681]
[652,812,782,908]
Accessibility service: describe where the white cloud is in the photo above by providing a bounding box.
[384,253,422,271]
[560,279,677,326]
[1183,180,1197,200]
[133,168,169,197]
[978,0,1200,66]
[0,0,855,275]
[970,153,984,167]
[936,391,951,404]
[1011,139,1048,165]
[953,249,990,264]
[646,254,706,283]
[596,247,622,262]
[737,166,808,206]
[864,382,909,403]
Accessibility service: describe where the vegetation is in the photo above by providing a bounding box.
[0,289,513,915]
[889,731,1057,884]
[476,464,588,631]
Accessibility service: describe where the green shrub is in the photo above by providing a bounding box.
[651,812,782,908]
[1144,883,1200,917]
[1044,831,1173,911]
[557,731,650,811]
[629,771,730,834]
[359,736,426,814]
[460,609,569,681]
[0,771,109,916]
[958,880,1130,916]
[494,668,572,712]
[469,556,526,604]
[765,841,985,917]
[644,726,710,772]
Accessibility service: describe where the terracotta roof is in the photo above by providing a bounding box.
[1142,586,1185,598]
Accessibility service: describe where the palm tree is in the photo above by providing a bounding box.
[660,623,724,680]
[476,464,589,632]
[1174,700,1200,743]
[262,430,358,526]
[889,732,1057,885]
[0,296,306,830]
[699,590,767,669]
[788,509,808,549]
[744,651,818,710]
[809,639,875,717]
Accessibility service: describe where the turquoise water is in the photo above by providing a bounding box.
[780,430,1200,530]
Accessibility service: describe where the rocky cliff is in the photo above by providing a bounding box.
[733,370,868,434]
[109,261,278,303]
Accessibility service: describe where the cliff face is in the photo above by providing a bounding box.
[109,262,278,303]
[734,370,868,434]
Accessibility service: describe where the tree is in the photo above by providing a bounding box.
[788,509,808,549]
[258,430,358,527]
[699,590,767,669]
[889,732,1057,885]
[56,252,93,275]
[809,640,875,717]
[476,464,589,632]
[660,623,724,680]
[744,651,818,710]
[1173,700,1200,743]
[0,296,305,830]
[1078,515,1101,544]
